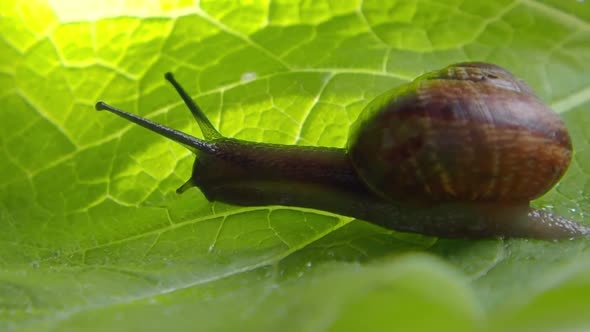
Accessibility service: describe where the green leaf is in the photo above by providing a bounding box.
[2,0,590,331]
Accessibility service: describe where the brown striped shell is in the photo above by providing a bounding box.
[348,62,572,203]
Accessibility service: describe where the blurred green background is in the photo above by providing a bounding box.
[1,0,590,331]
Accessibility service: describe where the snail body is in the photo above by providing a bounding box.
[96,62,589,239]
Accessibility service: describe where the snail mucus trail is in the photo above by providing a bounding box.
[95,63,590,240]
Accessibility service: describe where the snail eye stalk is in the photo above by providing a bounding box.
[94,101,215,154]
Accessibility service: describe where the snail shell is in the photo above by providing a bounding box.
[349,62,571,203]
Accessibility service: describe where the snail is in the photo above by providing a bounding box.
[95,62,589,239]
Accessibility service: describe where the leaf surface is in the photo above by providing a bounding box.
[1,1,590,331]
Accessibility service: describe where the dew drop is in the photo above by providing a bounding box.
[241,72,257,82]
